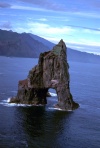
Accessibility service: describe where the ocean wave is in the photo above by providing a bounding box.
[0,90,17,96]
[0,92,5,94]
[10,91,17,93]
[97,107,100,110]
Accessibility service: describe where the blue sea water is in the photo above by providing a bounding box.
[0,56,100,148]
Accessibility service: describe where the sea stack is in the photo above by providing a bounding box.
[10,40,79,110]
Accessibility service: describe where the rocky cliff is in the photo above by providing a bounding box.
[10,40,79,110]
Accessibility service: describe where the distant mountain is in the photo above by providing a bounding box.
[29,33,55,50]
[67,48,100,64]
[0,29,50,58]
[0,29,100,64]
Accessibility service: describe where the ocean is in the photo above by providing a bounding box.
[0,56,100,148]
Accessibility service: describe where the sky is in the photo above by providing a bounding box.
[0,0,100,55]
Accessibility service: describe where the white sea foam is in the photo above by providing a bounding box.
[4,103,17,107]
[0,101,30,107]
[7,98,11,103]
[0,99,16,107]
[49,92,57,97]
[0,99,73,111]
[48,107,72,112]
[0,98,45,107]
[48,107,62,111]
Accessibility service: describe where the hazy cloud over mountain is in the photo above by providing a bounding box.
[0,2,11,8]
[0,22,12,30]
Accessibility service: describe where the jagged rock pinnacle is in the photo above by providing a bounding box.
[10,40,79,110]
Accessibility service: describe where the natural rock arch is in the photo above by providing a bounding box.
[10,40,79,110]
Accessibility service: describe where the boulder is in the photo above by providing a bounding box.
[10,39,79,110]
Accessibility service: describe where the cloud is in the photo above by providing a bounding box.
[67,39,100,48]
[27,22,75,37]
[11,5,42,11]
[0,22,12,30]
[18,0,99,11]
[73,11,100,18]
[66,25,100,34]
[91,0,100,9]
[14,21,74,42]
[37,18,47,21]
[0,2,11,8]
[67,41,100,55]
[18,0,66,11]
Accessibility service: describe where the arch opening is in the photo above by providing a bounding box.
[46,88,58,107]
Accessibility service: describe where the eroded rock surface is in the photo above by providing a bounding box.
[10,40,79,110]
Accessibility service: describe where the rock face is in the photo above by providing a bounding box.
[10,40,79,110]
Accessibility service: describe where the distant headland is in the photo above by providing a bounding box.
[0,29,100,64]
